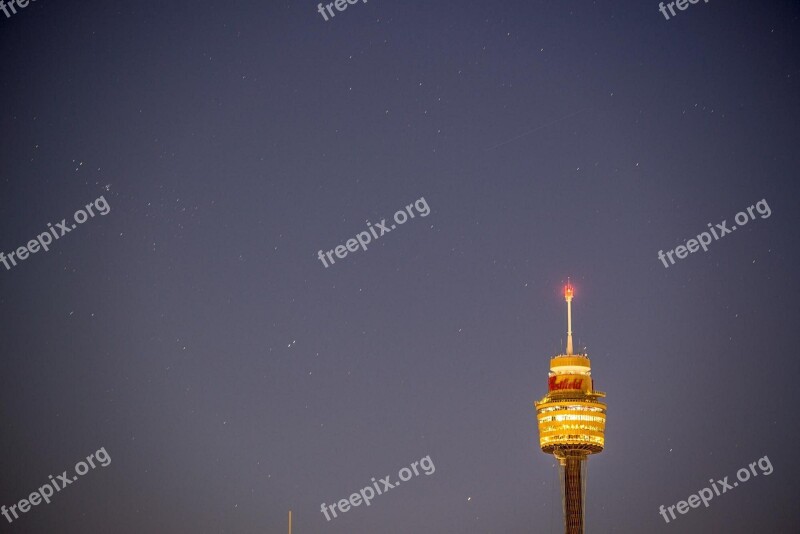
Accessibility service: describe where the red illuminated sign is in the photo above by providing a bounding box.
[548,376,585,391]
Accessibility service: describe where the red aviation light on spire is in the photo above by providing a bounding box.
[564,281,574,300]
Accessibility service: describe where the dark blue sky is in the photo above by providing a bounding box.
[1,1,799,532]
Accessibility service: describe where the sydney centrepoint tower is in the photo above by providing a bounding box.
[535,283,607,534]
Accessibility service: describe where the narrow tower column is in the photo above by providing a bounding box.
[563,454,585,534]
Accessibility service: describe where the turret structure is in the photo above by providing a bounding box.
[535,282,607,534]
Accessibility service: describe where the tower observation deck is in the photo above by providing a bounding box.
[535,282,607,534]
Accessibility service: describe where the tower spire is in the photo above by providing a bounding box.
[565,279,574,355]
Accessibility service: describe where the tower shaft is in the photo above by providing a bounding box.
[561,455,585,534]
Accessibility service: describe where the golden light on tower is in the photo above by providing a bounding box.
[535,282,607,534]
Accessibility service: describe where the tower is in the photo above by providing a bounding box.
[535,282,606,534]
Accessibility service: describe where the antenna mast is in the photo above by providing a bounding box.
[565,280,574,355]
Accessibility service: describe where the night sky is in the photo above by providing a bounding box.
[1,1,799,533]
